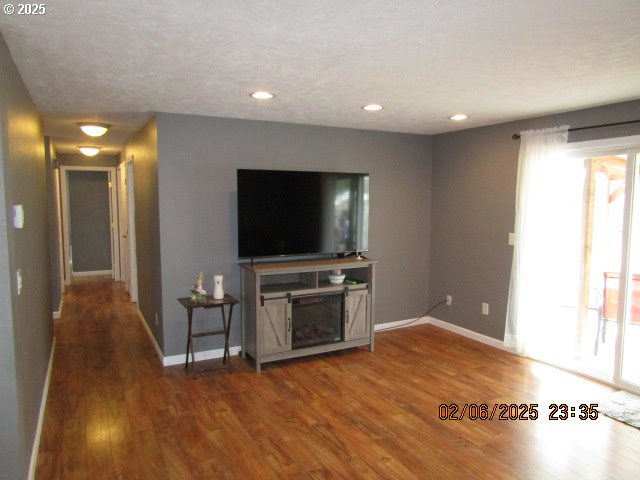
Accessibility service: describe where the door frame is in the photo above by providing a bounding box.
[615,148,640,393]
[60,165,120,284]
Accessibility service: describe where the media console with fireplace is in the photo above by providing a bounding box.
[240,257,376,372]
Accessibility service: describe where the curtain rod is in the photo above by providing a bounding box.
[511,119,640,140]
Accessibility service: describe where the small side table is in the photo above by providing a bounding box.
[177,294,240,374]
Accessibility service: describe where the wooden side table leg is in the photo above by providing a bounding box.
[224,304,234,372]
[185,307,194,371]
[220,305,228,365]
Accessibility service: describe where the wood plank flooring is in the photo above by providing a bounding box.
[36,278,640,479]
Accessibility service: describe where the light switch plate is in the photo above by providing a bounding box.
[508,232,515,246]
[482,302,489,315]
[17,269,22,295]
[13,205,24,229]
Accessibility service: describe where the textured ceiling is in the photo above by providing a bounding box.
[1,0,640,154]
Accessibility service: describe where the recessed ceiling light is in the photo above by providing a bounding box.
[78,122,110,137]
[250,91,275,100]
[449,114,468,121]
[78,146,101,157]
[362,104,383,111]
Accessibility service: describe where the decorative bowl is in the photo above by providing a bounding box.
[328,274,346,284]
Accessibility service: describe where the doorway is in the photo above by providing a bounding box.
[568,137,640,393]
[60,166,119,284]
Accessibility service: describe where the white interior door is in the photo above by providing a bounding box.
[118,162,130,292]
[126,157,138,303]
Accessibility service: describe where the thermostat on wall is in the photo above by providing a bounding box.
[13,205,24,229]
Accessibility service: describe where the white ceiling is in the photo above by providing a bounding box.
[1,0,639,154]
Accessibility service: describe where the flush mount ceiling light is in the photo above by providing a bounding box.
[77,122,111,137]
[362,104,383,111]
[78,146,101,156]
[250,91,275,100]
[449,114,468,121]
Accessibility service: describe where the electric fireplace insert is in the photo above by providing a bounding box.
[291,293,344,349]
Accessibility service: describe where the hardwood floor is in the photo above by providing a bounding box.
[36,279,640,479]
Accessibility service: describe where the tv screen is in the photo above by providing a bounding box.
[237,169,369,258]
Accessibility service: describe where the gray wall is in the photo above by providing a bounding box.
[123,117,164,348]
[0,33,53,480]
[67,170,112,272]
[156,113,432,356]
[430,100,640,340]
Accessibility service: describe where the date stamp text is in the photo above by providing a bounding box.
[439,403,599,421]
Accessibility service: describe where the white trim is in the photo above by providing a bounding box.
[59,167,71,285]
[53,166,65,296]
[375,316,515,353]
[425,317,514,352]
[28,339,55,480]
[163,346,242,367]
[72,270,113,277]
[52,297,63,319]
[107,169,121,281]
[136,309,163,363]
[567,134,640,157]
[374,316,430,331]
[135,307,242,367]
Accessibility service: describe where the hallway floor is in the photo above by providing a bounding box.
[36,278,640,479]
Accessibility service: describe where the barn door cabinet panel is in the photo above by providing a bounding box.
[345,289,370,341]
[260,297,291,355]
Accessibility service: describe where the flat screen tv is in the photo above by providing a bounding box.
[237,169,369,259]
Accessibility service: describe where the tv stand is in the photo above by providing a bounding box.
[240,258,376,372]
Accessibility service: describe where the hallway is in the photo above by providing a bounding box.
[36,279,640,479]
[36,278,172,479]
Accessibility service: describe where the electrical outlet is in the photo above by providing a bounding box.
[446,295,452,306]
[482,302,489,315]
[155,312,159,326]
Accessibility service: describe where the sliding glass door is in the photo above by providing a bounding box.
[568,140,640,393]
[617,151,640,389]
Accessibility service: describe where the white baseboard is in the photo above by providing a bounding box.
[135,308,242,367]
[374,316,430,331]
[375,315,514,353]
[52,297,64,319]
[135,309,164,363]
[163,345,242,367]
[28,338,55,480]
[425,316,513,352]
[155,315,509,369]
[72,270,112,277]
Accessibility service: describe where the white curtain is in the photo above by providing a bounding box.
[505,126,586,361]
